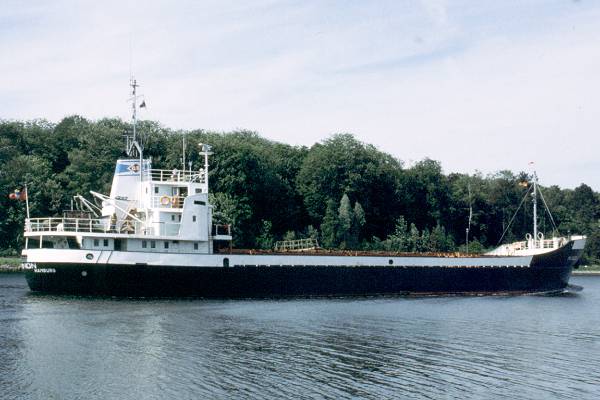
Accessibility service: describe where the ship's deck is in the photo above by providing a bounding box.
[224,248,504,258]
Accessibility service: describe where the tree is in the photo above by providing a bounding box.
[337,194,353,249]
[429,225,454,252]
[297,133,403,239]
[209,192,252,247]
[320,199,338,248]
[256,220,274,250]
[350,201,366,248]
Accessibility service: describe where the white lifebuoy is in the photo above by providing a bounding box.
[160,195,171,205]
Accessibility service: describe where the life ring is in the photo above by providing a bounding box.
[160,195,171,206]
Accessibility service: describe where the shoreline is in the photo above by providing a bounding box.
[0,266,23,273]
[572,270,600,276]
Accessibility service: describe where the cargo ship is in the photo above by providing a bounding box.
[21,80,586,297]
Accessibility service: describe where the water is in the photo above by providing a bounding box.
[1,274,599,400]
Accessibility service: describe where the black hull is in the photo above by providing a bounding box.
[25,242,579,298]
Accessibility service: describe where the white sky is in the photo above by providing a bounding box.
[1,0,599,190]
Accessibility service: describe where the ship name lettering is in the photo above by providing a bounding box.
[34,268,56,274]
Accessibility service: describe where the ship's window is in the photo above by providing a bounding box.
[193,215,196,222]
[164,242,169,249]
[154,187,159,194]
[171,215,175,221]
[195,188,202,193]
[28,238,40,249]
[178,215,181,222]
[103,239,109,247]
[194,243,198,250]
[172,240,179,244]
[142,240,147,249]
[93,239,99,247]
[389,259,393,265]
[150,241,156,249]
[194,200,206,205]
[42,239,54,249]
[223,258,229,268]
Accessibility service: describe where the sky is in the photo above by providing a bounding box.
[1,0,599,190]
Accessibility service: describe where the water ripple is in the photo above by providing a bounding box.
[1,275,600,399]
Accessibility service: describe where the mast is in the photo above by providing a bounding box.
[532,170,538,243]
[199,143,213,193]
[128,77,144,210]
[182,133,186,173]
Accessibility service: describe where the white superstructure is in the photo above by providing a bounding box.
[23,79,231,257]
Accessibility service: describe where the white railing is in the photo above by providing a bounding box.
[212,224,232,237]
[148,169,205,183]
[274,238,319,252]
[487,236,567,256]
[27,217,107,233]
[25,217,182,237]
[516,237,565,251]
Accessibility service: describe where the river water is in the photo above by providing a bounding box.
[1,274,599,400]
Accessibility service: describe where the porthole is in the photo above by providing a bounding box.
[389,259,393,265]
[223,258,230,268]
[86,253,94,260]
[81,271,88,277]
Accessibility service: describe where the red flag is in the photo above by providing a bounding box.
[9,188,27,201]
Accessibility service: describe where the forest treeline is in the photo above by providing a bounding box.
[1,116,599,263]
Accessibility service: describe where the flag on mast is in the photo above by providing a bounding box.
[8,188,27,201]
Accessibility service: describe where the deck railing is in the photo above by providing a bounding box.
[488,236,567,256]
[511,237,565,251]
[25,217,229,239]
[274,238,319,252]
[148,169,205,183]
[25,217,181,237]
[212,224,232,237]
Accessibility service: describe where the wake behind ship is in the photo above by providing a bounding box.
[21,80,587,297]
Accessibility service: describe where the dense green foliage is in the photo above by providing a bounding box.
[1,117,599,263]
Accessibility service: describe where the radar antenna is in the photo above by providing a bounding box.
[125,77,146,211]
[125,77,145,158]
